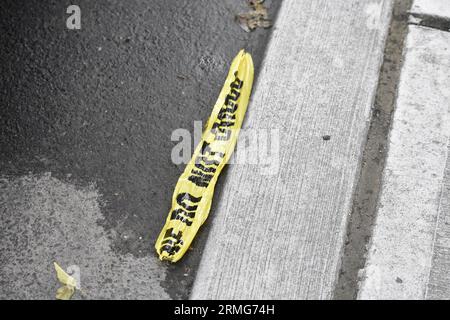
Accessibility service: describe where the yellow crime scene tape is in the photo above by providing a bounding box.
[155,50,254,262]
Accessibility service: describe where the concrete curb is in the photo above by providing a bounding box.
[191,0,393,299]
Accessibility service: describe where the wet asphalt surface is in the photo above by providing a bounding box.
[0,0,281,298]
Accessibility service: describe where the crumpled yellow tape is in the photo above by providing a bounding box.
[54,262,77,300]
[155,50,254,262]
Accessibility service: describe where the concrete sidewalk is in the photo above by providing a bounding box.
[359,1,450,300]
[412,0,450,22]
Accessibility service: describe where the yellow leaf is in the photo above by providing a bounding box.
[54,262,76,300]
[56,285,75,300]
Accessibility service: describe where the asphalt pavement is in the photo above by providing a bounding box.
[0,0,281,299]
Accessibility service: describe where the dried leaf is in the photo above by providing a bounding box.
[236,0,272,32]
[56,285,75,300]
[254,3,268,18]
[248,19,259,30]
[248,0,265,7]
[257,19,272,29]
[54,262,76,300]
[236,15,251,32]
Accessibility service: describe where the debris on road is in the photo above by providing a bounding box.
[155,50,254,263]
[236,0,272,32]
[54,262,77,300]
